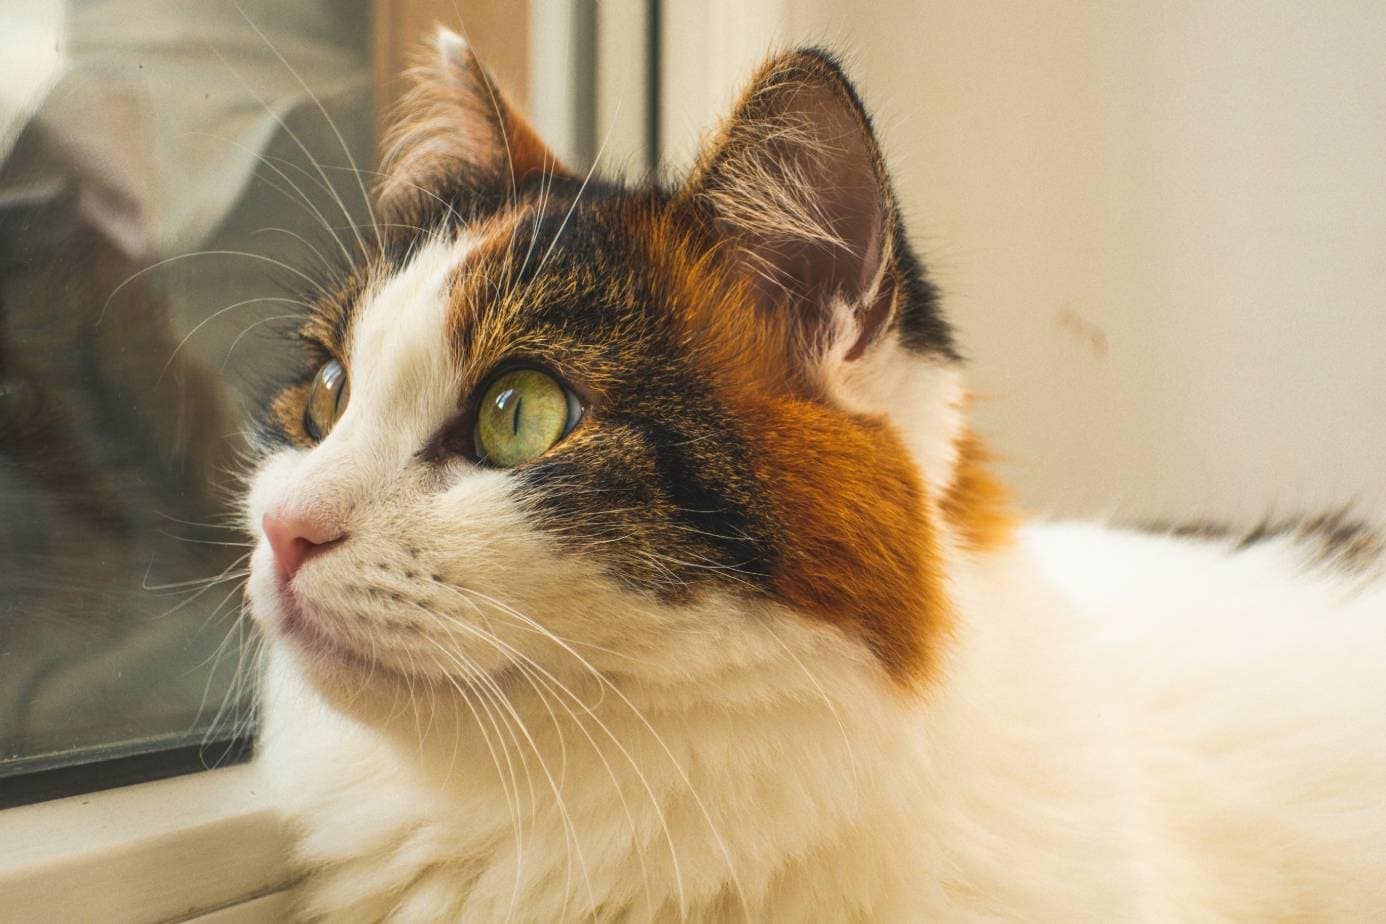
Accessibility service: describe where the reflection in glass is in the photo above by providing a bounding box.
[0,0,373,781]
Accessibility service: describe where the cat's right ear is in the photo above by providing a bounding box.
[377,28,570,221]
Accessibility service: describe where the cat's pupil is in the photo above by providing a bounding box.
[492,387,522,434]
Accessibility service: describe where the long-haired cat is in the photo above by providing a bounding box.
[246,31,1386,921]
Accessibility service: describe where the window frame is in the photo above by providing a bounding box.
[0,737,253,812]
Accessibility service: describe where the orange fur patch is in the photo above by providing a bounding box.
[497,108,567,187]
[635,205,797,391]
[750,401,951,687]
[940,431,1016,553]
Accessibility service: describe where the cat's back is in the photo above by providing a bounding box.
[1024,516,1386,661]
[1022,518,1386,918]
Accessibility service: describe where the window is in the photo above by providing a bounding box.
[1,0,641,811]
[0,0,377,806]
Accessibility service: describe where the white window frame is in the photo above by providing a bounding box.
[0,764,291,923]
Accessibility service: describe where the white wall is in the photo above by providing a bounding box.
[660,1,1386,526]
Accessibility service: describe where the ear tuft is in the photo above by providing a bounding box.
[434,25,468,71]
[377,28,569,222]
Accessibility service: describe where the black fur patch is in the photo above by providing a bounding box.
[1141,510,1385,578]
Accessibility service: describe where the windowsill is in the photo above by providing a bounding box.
[0,763,292,923]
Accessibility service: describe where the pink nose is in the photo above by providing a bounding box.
[262,511,344,582]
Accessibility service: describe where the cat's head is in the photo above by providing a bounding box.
[245,33,1008,722]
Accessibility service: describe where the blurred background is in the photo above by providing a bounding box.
[1,0,1383,799]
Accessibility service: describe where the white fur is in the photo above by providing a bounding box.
[249,242,1386,921]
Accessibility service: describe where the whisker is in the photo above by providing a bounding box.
[207,40,370,260]
[156,530,254,549]
[186,130,353,264]
[457,586,747,917]
[141,552,251,594]
[222,313,306,369]
[420,637,536,915]
[418,645,528,908]
[154,511,248,531]
[529,70,627,281]
[99,251,321,326]
[762,620,860,785]
[410,608,599,916]
[229,0,381,254]
[250,227,337,275]
[427,584,691,914]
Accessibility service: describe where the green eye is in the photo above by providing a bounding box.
[474,368,580,467]
[304,359,349,441]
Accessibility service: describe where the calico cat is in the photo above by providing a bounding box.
[247,31,1386,921]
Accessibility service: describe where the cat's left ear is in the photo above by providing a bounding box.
[378,28,570,220]
[683,49,901,368]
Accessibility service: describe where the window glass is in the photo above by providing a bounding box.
[0,0,374,788]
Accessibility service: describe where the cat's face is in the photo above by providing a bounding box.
[245,37,978,722]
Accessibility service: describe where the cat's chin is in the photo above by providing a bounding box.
[258,589,518,729]
[265,597,387,688]
[274,598,374,672]
[266,600,422,718]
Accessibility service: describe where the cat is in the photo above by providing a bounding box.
[246,30,1386,921]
